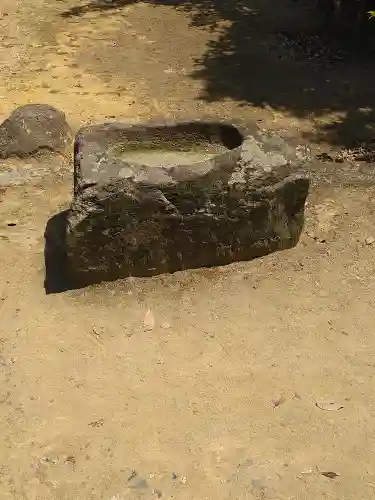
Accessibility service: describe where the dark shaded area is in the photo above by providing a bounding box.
[44,210,75,294]
[60,0,375,148]
[60,0,138,18]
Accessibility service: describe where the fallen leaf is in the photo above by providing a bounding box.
[66,455,76,466]
[92,327,101,338]
[89,418,104,428]
[273,396,286,408]
[316,401,344,411]
[321,471,340,479]
[127,471,137,482]
[143,309,155,331]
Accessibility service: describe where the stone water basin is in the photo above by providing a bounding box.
[67,120,309,287]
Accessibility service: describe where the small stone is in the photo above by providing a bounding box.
[160,322,171,329]
[0,104,72,158]
[5,220,18,227]
[365,236,375,246]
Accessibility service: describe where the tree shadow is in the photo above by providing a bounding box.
[61,0,375,148]
[60,0,138,18]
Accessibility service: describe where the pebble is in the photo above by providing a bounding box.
[365,236,374,245]
[5,220,18,227]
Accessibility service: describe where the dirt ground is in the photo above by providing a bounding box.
[1,1,375,499]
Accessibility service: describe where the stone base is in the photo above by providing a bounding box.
[66,120,310,286]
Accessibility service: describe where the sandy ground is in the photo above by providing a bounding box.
[0,0,319,131]
[1,1,375,499]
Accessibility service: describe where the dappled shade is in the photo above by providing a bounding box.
[61,0,375,148]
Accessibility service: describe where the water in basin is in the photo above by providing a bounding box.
[114,143,229,167]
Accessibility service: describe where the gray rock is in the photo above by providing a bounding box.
[66,120,310,286]
[0,104,72,158]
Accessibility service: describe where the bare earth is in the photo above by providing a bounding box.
[1,1,375,499]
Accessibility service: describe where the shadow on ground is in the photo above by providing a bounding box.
[60,0,138,18]
[61,0,375,148]
[44,210,75,294]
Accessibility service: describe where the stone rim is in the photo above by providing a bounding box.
[73,119,258,191]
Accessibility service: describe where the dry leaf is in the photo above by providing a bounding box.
[143,309,155,331]
[316,401,344,411]
[273,396,286,408]
[89,418,104,428]
[321,471,340,479]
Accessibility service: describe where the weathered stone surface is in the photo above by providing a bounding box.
[0,104,72,158]
[66,120,310,286]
